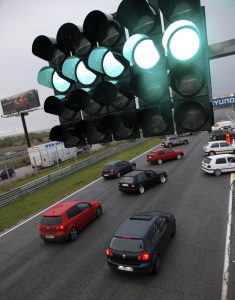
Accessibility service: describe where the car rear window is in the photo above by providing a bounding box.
[110,237,143,252]
[203,157,212,164]
[40,216,62,225]
[120,176,134,184]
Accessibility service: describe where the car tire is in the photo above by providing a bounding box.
[214,169,222,176]
[96,206,102,218]
[212,136,217,141]
[168,143,172,148]
[153,254,161,274]
[183,140,188,144]
[138,186,145,194]
[176,154,182,160]
[160,175,166,183]
[132,164,136,171]
[69,227,79,241]
[157,159,163,165]
[116,172,121,178]
[208,151,216,156]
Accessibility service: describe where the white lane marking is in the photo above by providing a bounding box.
[0,143,159,238]
[221,174,233,300]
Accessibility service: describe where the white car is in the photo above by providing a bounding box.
[211,120,235,131]
[203,140,235,156]
[201,154,235,176]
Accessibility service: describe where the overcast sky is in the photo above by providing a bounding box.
[0,0,235,137]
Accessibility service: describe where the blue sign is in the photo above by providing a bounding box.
[213,96,235,108]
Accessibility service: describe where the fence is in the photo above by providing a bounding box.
[0,139,147,207]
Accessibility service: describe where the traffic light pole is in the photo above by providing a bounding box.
[20,112,31,148]
[208,39,235,60]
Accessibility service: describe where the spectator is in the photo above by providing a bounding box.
[226,131,232,144]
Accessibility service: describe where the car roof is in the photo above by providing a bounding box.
[208,140,229,144]
[208,154,234,159]
[104,160,122,165]
[122,170,147,177]
[43,201,81,216]
[114,212,172,239]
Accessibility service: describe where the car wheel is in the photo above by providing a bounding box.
[183,140,188,144]
[96,206,102,218]
[160,175,166,183]
[138,186,145,194]
[69,227,78,241]
[214,169,222,176]
[116,172,121,178]
[157,159,163,165]
[153,254,161,274]
[208,151,216,156]
[168,143,172,148]
[212,136,217,141]
[132,164,136,171]
[176,154,182,160]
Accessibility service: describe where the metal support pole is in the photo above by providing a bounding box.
[20,112,31,148]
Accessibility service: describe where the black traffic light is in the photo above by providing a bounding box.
[159,0,214,133]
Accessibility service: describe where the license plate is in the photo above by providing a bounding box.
[45,235,54,239]
[122,184,129,187]
[118,266,133,272]
[103,174,109,177]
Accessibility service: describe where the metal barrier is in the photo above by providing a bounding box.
[0,139,146,207]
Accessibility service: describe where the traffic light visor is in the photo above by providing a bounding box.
[123,34,160,69]
[163,20,200,61]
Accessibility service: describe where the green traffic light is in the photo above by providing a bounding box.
[163,20,200,61]
[52,72,71,93]
[123,34,160,69]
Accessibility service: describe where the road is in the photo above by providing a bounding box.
[0,132,230,300]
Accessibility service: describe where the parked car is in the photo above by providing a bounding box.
[203,141,235,156]
[38,200,102,241]
[0,168,15,180]
[201,154,235,176]
[106,211,176,274]
[209,129,235,141]
[100,160,136,179]
[161,134,189,147]
[118,170,167,194]
[146,148,184,165]
[211,120,235,131]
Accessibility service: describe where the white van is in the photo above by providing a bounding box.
[211,120,235,131]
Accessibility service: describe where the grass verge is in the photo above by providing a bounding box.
[0,137,159,232]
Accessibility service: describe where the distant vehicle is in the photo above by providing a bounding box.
[161,134,189,148]
[28,141,78,168]
[203,141,235,156]
[211,120,235,131]
[201,154,235,176]
[106,211,176,274]
[0,168,15,180]
[118,170,167,194]
[101,160,136,179]
[209,129,235,141]
[146,148,184,165]
[38,200,102,241]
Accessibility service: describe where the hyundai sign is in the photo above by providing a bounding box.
[212,96,235,108]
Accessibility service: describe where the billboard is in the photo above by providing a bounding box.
[1,89,40,115]
[212,96,235,108]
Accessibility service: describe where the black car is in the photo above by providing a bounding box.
[106,211,176,274]
[101,160,136,179]
[210,129,235,141]
[118,170,167,194]
[0,168,15,180]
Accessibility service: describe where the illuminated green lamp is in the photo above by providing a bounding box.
[88,47,125,78]
[123,34,160,69]
[37,66,71,93]
[62,56,97,86]
[162,20,200,61]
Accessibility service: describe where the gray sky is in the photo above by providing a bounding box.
[0,0,235,137]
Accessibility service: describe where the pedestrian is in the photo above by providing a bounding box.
[226,130,232,144]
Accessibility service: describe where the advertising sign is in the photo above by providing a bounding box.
[212,96,235,108]
[1,89,40,115]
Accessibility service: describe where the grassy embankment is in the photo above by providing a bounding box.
[0,137,159,232]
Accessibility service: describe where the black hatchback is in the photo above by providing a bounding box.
[101,160,136,179]
[118,170,167,194]
[0,168,15,180]
[106,211,176,274]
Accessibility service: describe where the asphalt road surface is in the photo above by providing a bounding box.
[0,132,230,300]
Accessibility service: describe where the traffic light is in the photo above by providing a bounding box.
[159,0,214,133]
[116,0,174,136]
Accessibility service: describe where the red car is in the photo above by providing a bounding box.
[38,200,102,241]
[146,148,184,165]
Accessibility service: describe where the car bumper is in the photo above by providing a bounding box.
[119,187,138,193]
[107,260,153,274]
[101,173,116,178]
[201,166,214,174]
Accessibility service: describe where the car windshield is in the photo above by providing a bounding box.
[120,176,134,184]
[110,237,143,252]
[40,216,62,225]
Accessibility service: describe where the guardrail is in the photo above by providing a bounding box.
[0,139,147,208]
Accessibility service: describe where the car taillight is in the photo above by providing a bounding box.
[138,252,151,261]
[56,225,64,230]
[130,184,135,188]
[106,248,113,257]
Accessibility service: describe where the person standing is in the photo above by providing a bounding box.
[226,131,232,144]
